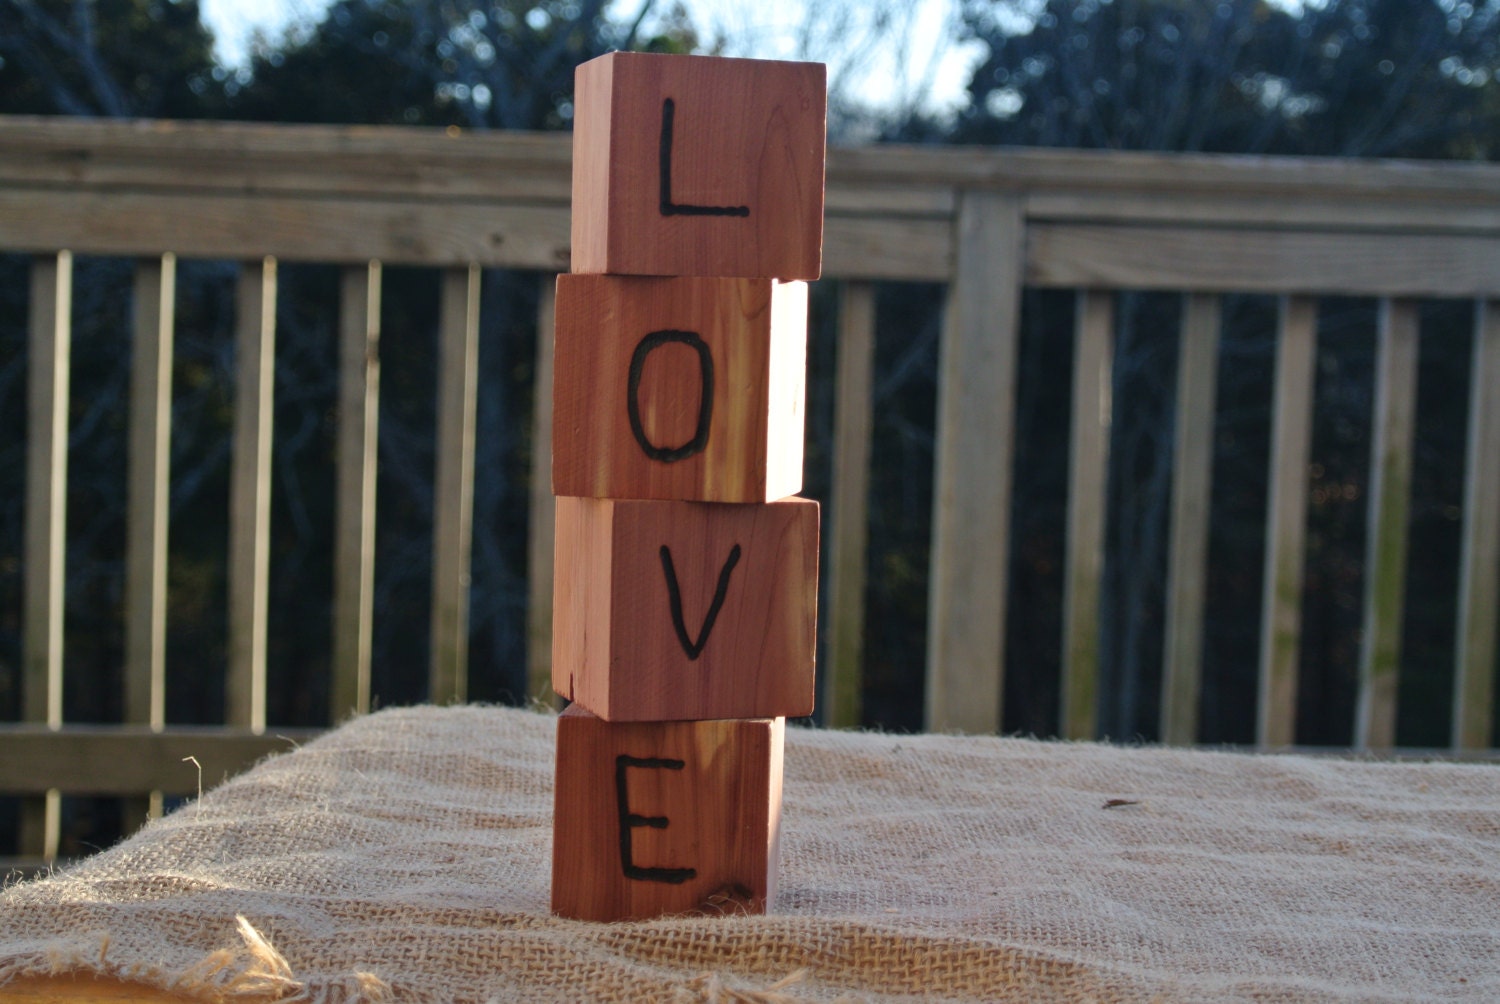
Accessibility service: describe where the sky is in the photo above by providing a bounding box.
[197,0,986,116]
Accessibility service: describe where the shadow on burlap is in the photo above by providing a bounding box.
[1,705,1497,1002]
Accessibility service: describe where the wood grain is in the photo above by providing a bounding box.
[924,195,1024,733]
[226,259,276,733]
[24,252,70,732]
[331,263,380,722]
[9,116,1500,221]
[552,496,818,722]
[551,705,784,922]
[126,255,175,733]
[21,253,69,866]
[0,726,315,794]
[1454,300,1500,751]
[1161,294,1221,746]
[528,277,561,707]
[1028,224,1500,297]
[1257,297,1318,749]
[825,282,876,728]
[0,974,229,1002]
[429,265,481,704]
[570,52,826,278]
[552,275,807,503]
[1061,291,1114,741]
[1356,300,1418,751]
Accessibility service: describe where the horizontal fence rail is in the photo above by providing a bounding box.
[2,116,1499,865]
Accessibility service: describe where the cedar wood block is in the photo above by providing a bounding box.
[552,496,818,721]
[552,705,785,922]
[570,51,826,279]
[552,274,807,503]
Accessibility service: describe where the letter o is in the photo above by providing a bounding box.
[627,329,714,463]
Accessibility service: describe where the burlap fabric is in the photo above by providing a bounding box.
[0,705,1496,1002]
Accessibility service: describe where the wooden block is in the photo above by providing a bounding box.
[553,496,818,721]
[552,274,807,503]
[551,705,784,921]
[570,52,826,279]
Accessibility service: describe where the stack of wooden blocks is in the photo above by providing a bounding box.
[549,51,827,922]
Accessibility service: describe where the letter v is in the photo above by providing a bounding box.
[659,544,742,660]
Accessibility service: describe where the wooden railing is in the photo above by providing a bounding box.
[2,116,1498,862]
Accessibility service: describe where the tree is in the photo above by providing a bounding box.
[0,0,223,117]
[677,0,971,139]
[947,0,1500,157]
[229,0,690,128]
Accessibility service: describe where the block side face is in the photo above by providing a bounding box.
[551,496,613,716]
[569,54,616,275]
[599,497,819,721]
[551,710,779,922]
[764,281,809,502]
[573,52,826,279]
[765,717,786,911]
[553,275,801,503]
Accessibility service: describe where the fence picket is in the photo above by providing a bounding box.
[1161,294,1221,745]
[21,251,71,860]
[1356,299,1419,750]
[925,194,1024,733]
[1062,291,1114,740]
[826,282,877,728]
[227,259,277,732]
[1454,300,1500,751]
[332,262,381,722]
[527,276,559,705]
[1257,296,1318,748]
[430,265,481,704]
[125,254,176,733]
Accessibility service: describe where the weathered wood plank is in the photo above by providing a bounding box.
[0,190,573,270]
[1028,225,1500,297]
[925,194,1024,733]
[10,117,1500,215]
[823,183,955,217]
[1257,297,1318,749]
[1454,299,1500,751]
[0,726,319,795]
[1356,299,1419,751]
[429,265,480,705]
[125,255,175,732]
[24,252,70,731]
[19,252,66,864]
[526,275,558,706]
[0,189,953,281]
[826,282,877,728]
[332,263,381,722]
[1025,192,1500,235]
[1061,291,1114,741]
[0,116,575,199]
[1161,294,1221,746]
[227,259,277,732]
[19,253,68,860]
[123,256,175,831]
[822,215,952,281]
[825,140,1500,206]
